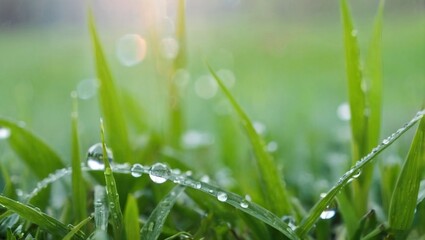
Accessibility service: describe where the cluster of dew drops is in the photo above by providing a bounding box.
[86,143,250,209]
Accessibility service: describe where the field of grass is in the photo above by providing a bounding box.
[0,0,424,239]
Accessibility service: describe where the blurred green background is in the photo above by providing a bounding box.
[0,0,424,200]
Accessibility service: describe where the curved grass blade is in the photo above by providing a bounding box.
[88,11,133,164]
[389,115,425,230]
[63,215,93,240]
[141,185,185,240]
[100,119,123,239]
[124,194,140,240]
[0,195,83,239]
[124,164,299,239]
[0,119,65,179]
[207,64,294,217]
[70,92,87,223]
[295,110,425,238]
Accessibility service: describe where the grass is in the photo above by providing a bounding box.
[0,1,424,239]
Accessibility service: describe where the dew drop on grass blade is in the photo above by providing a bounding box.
[141,185,186,240]
[63,215,93,240]
[295,110,425,238]
[207,64,294,217]
[389,113,425,230]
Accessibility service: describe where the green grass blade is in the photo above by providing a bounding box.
[70,92,87,223]
[389,115,425,230]
[124,194,140,240]
[0,119,64,179]
[141,185,186,240]
[296,110,425,238]
[0,195,83,239]
[88,11,133,164]
[100,119,123,238]
[63,215,93,240]
[208,64,293,216]
[93,185,109,231]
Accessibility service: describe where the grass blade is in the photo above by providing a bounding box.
[0,119,64,179]
[124,194,140,240]
[63,215,93,240]
[88,11,133,164]
[0,195,83,239]
[208,64,294,216]
[389,115,425,230]
[141,185,186,240]
[70,92,87,223]
[296,110,425,238]
[100,119,123,239]
[93,185,109,231]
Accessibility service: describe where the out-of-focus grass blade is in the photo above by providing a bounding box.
[88,11,133,164]
[340,0,371,216]
[0,166,17,199]
[296,110,424,238]
[365,0,384,151]
[6,228,17,240]
[389,116,425,230]
[141,185,185,240]
[208,64,293,216]
[0,195,83,239]
[70,92,87,223]
[0,119,64,179]
[63,215,93,240]
[124,194,140,240]
[100,119,123,239]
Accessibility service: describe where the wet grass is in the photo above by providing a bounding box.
[0,1,424,239]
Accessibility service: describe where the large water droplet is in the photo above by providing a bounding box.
[116,34,147,67]
[195,75,218,99]
[320,209,336,219]
[240,199,249,208]
[130,164,144,177]
[217,191,228,202]
[337,102,351,121]
[87,143,113,170]
[149,163,170,184]
[0,127,11,139]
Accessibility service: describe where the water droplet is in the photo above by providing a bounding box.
[217,192,228,202]
[87,143,113,170]
[160,37,179,59]
[0,127,11,139]
[352,170,361,178]
[130,164,144,177]
[320,209,336,219]
[200,175,210,183]
[194,182,202,189]
[266,141,278,152]
[217,69,236,89]
[240,199,249,208]
[149,163,170,184]
[351,29,358,37]
[253,121,266,135]
[195,75,218,99]
[77,78,98,100]
[116,34,147,67]
[383,137,390,145]
[337,102,351,121]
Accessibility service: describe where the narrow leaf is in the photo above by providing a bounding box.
[0,119,64,179]
[124,194,140,240]
[141,185,185,240]
[63,215,93,240]
[208,64,293,216]
[100,119,123,238]
[70,92,87,223]
[88,11,133,164]
[296,110,425,238]
[389,115,425,230]
[0,195,83,239]
[93,185,109,231]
